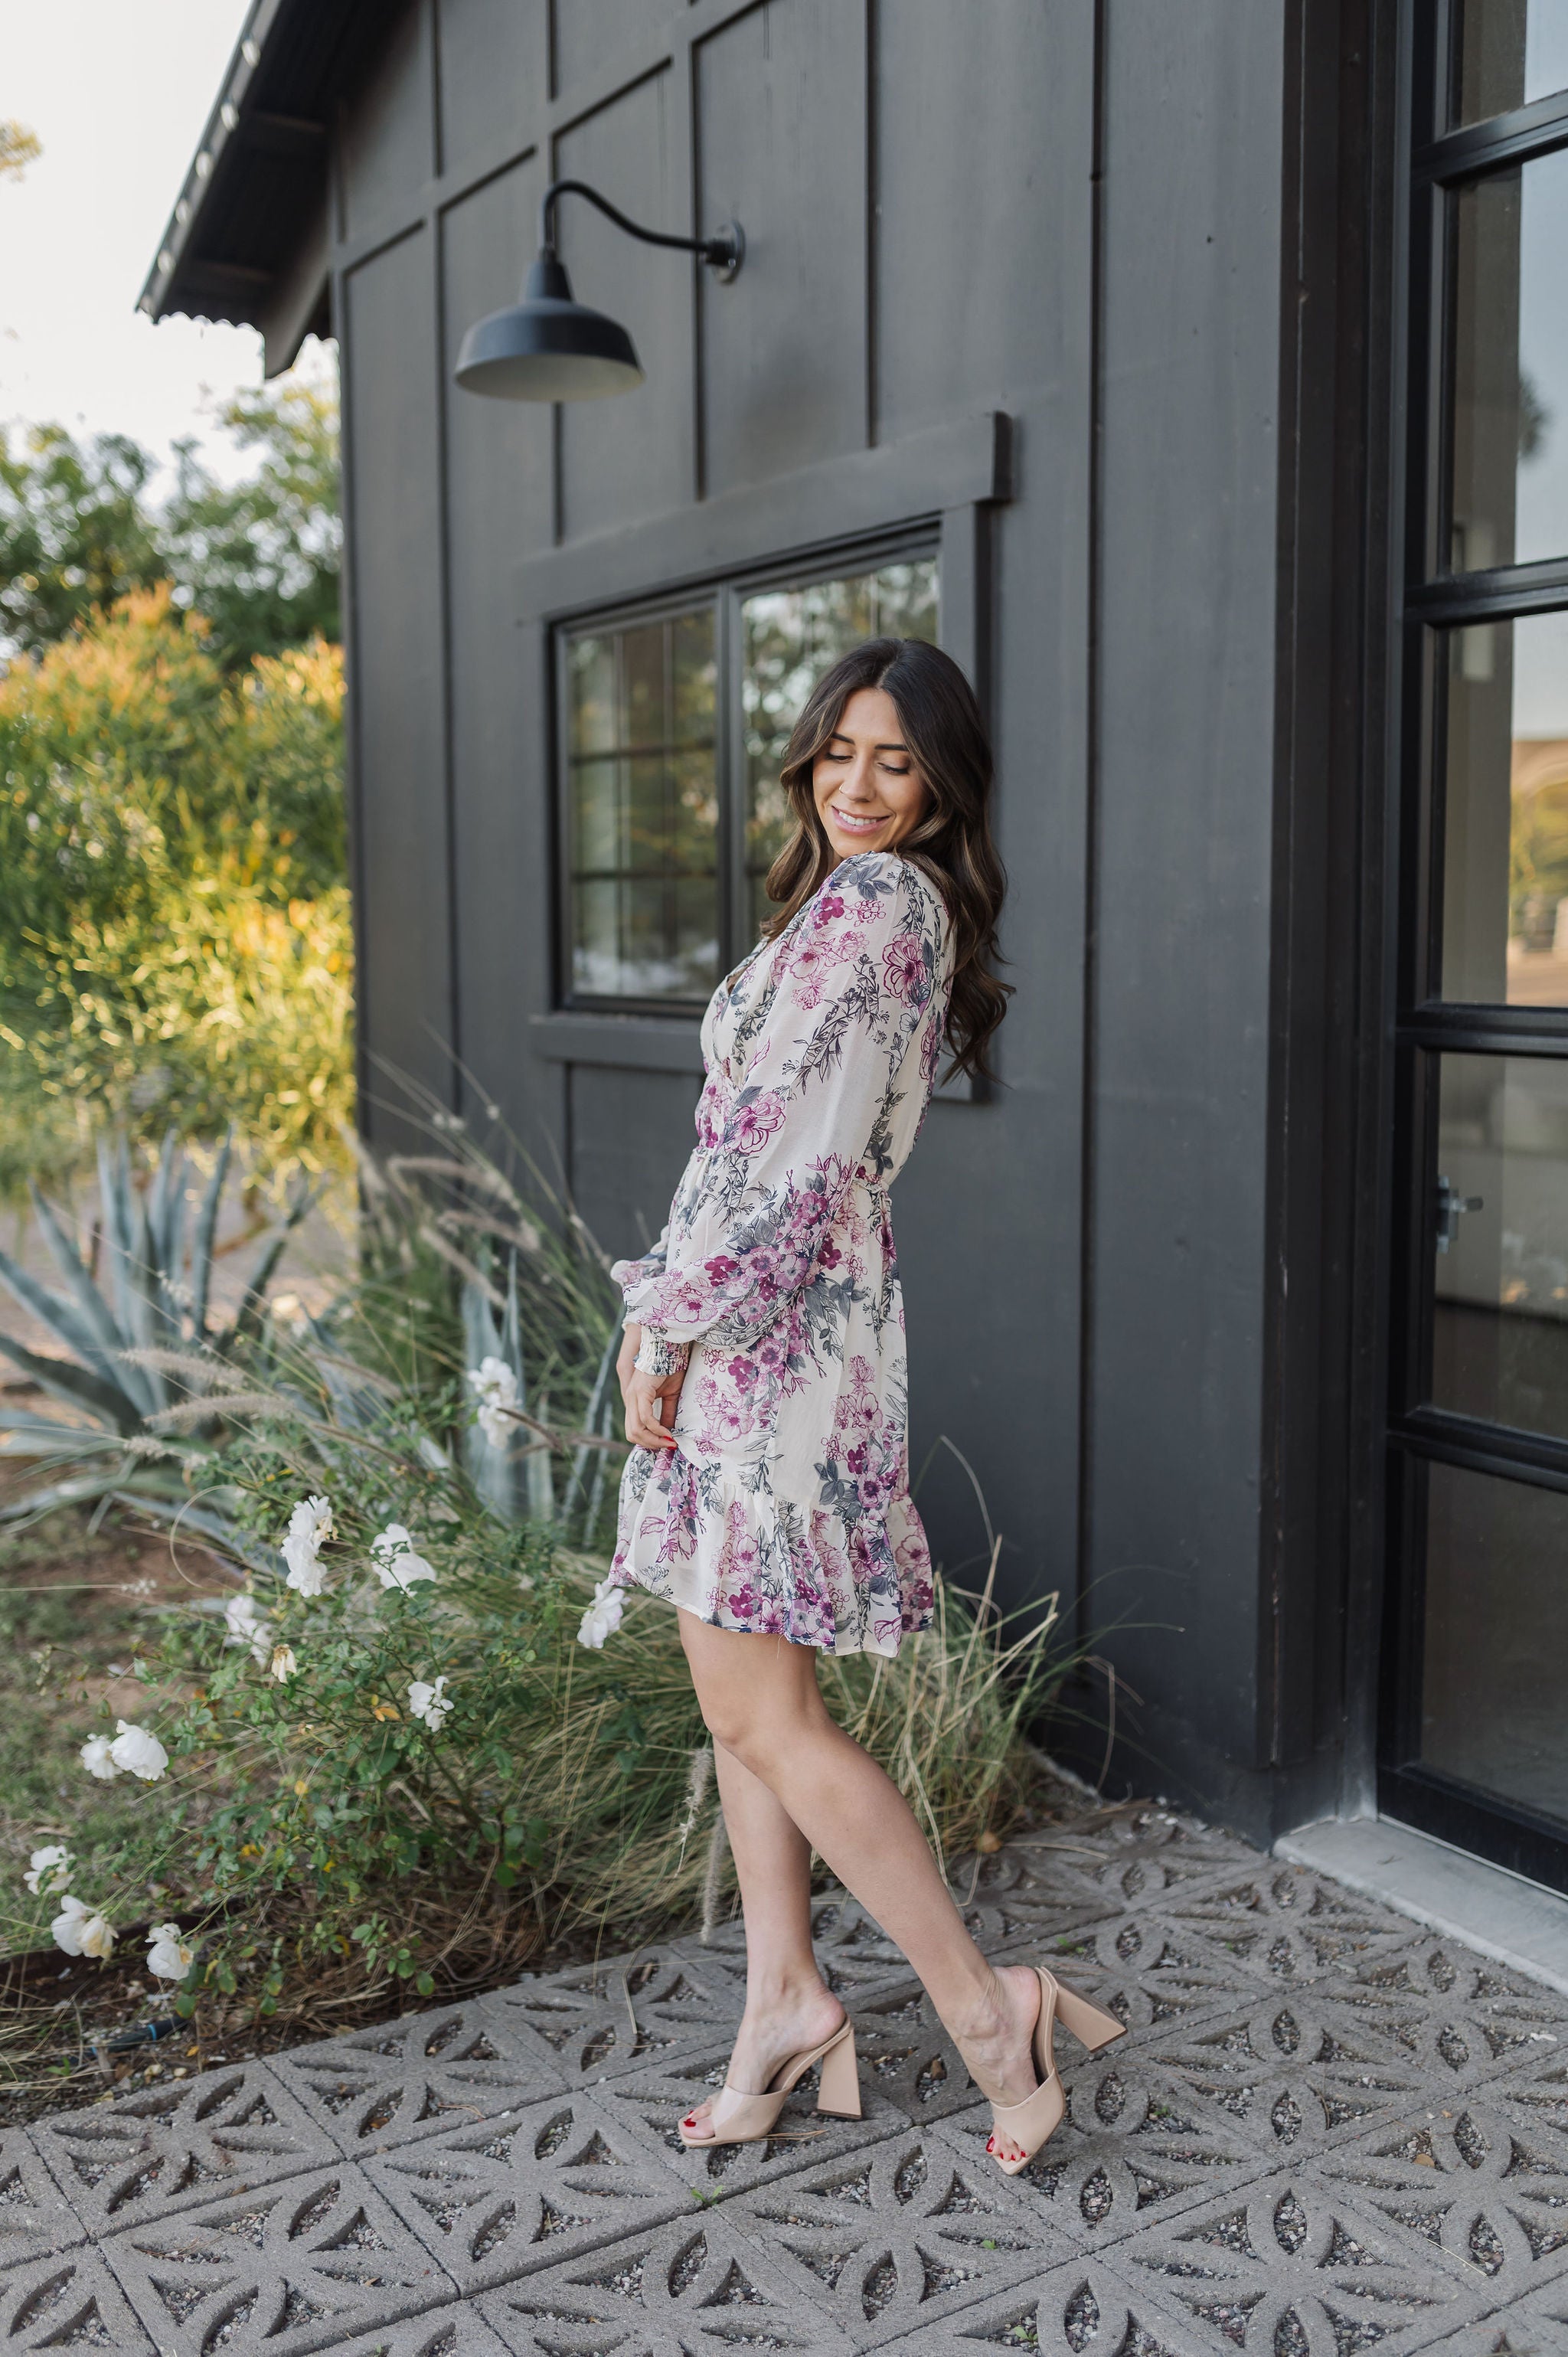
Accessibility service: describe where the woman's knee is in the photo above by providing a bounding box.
[697,1687,791,1772]
[680,1623,818,1769]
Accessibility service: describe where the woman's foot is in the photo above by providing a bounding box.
[949,1962,1049,2167]
[681,1978,846,2142]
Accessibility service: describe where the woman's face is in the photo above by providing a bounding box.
[812,686,929,861]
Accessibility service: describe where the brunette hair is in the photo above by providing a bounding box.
[762,637,1011,1080]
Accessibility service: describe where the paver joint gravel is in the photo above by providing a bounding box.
[10,1787,1568,2353]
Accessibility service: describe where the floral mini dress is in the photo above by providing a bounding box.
[609,850,955,1657]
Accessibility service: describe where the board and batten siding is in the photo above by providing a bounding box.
[330,0,1339,1841]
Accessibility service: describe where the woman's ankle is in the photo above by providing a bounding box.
[943,1961,1021,2049]
[741,1963,838,2016]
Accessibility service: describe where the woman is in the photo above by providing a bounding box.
[608,637,1122,2172]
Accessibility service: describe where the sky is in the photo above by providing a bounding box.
[1,1,290,486]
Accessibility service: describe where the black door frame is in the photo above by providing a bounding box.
[1376,0,1568,1892]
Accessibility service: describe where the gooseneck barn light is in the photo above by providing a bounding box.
[454,178,744,402]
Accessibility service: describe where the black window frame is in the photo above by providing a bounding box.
[550,525,942,1020]
[1380,0,1568,1891]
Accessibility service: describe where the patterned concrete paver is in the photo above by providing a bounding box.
[266,1997,569,2157]
[475,2208,861,2355]
[0,2244,155,2352]
[100,2159,456,2353]
[361,2087,702,2292]
[13,1789,1568,2351]
[30,2057,337,2235]
[477,1944,755,2082]
[717,2120,1054,2346]
[0,2126,84,2270]
[325,2313,514,2357]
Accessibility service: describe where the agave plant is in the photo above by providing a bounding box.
[338,1073,627,1547]
[0,1129,314,1527]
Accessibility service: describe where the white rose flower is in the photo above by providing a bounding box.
[51,1894,115,1960]
[145,1921,195,1982]
[270,1644,299,1682]
[406,1674,453,1732]
[466,1355,520,1449]
[223,1593,270,1663]
[24,1844,73,1898]
[370,1524,438,1592]
[282,1493,333,1595]
[108,1720,168,1782]
[80,1734,118,1781]
[577,1577,624,1651]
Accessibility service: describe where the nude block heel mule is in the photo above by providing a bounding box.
[985,1967,1125,2177]
[678,2016,861,2149]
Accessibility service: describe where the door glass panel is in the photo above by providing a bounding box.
[1431,1052,1568,1439]
[564,605,718,1000]
[1453,1,1568,126]
[1449,152,1568,575]
[1439,610,1568,1004]
[740,557,938,944]
[1419,1458,1568,1829]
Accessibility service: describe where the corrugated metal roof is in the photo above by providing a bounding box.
[139,0,380,372]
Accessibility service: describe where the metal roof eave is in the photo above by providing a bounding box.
[139,0,368,364]
[138,0,288,328]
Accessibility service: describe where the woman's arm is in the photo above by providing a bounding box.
[617,855,944,1362]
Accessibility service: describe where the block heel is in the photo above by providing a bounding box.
[815,2021,862,2119]
[1052,1981,1128,2055]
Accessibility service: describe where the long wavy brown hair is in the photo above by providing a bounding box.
[761,637,1011,1080]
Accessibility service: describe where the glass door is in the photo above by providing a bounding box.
[1381,1,1568,1890]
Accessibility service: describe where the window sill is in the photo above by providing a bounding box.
[531,1012,705,1074]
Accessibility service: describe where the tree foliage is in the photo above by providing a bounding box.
[0,430,163,657]
[162,378,341,665]
[0,362,341,669]
[0,588,352,1177]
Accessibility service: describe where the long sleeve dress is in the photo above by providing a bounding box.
[609,849,955,1657]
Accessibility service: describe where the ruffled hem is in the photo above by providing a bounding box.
[609,1445,935,1659]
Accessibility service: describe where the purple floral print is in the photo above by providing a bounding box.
[608,853,952,1658]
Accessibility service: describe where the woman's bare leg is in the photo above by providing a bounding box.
[677,1613,1047,2162]
[678,1744,844,2139]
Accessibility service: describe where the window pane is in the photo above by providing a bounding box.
[1452,0,1568,126]
[1430,1052,1568,1441]
[1449,152,1568,575]
[1439,610,1568,1005]
[1419,1458,1568,1831]
[564,605,718,1000]
[740,556,939,943]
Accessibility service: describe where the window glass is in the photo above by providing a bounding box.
[564,605,718,1001]
[1449,151,1568,576]
[741,557,938,943]
[1439,609,1568,1003]
[1418,1457,1568,1828]
[1430,1051,1568,1440]
[1453,0,1568,126]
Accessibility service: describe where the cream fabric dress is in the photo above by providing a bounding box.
[609,850,954,1656]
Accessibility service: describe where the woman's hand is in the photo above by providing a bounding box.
[617,1323,684,1451]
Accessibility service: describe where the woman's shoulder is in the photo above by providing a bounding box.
[819,853,949,932]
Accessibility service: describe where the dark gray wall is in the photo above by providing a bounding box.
[1085,1,1286,1813]
[328,0,1343,1840]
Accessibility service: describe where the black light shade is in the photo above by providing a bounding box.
[453,251,643,402]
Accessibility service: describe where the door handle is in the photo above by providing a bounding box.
[1435,1173,1485,1253]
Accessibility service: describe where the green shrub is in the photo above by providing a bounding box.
[0,589,351,1178]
